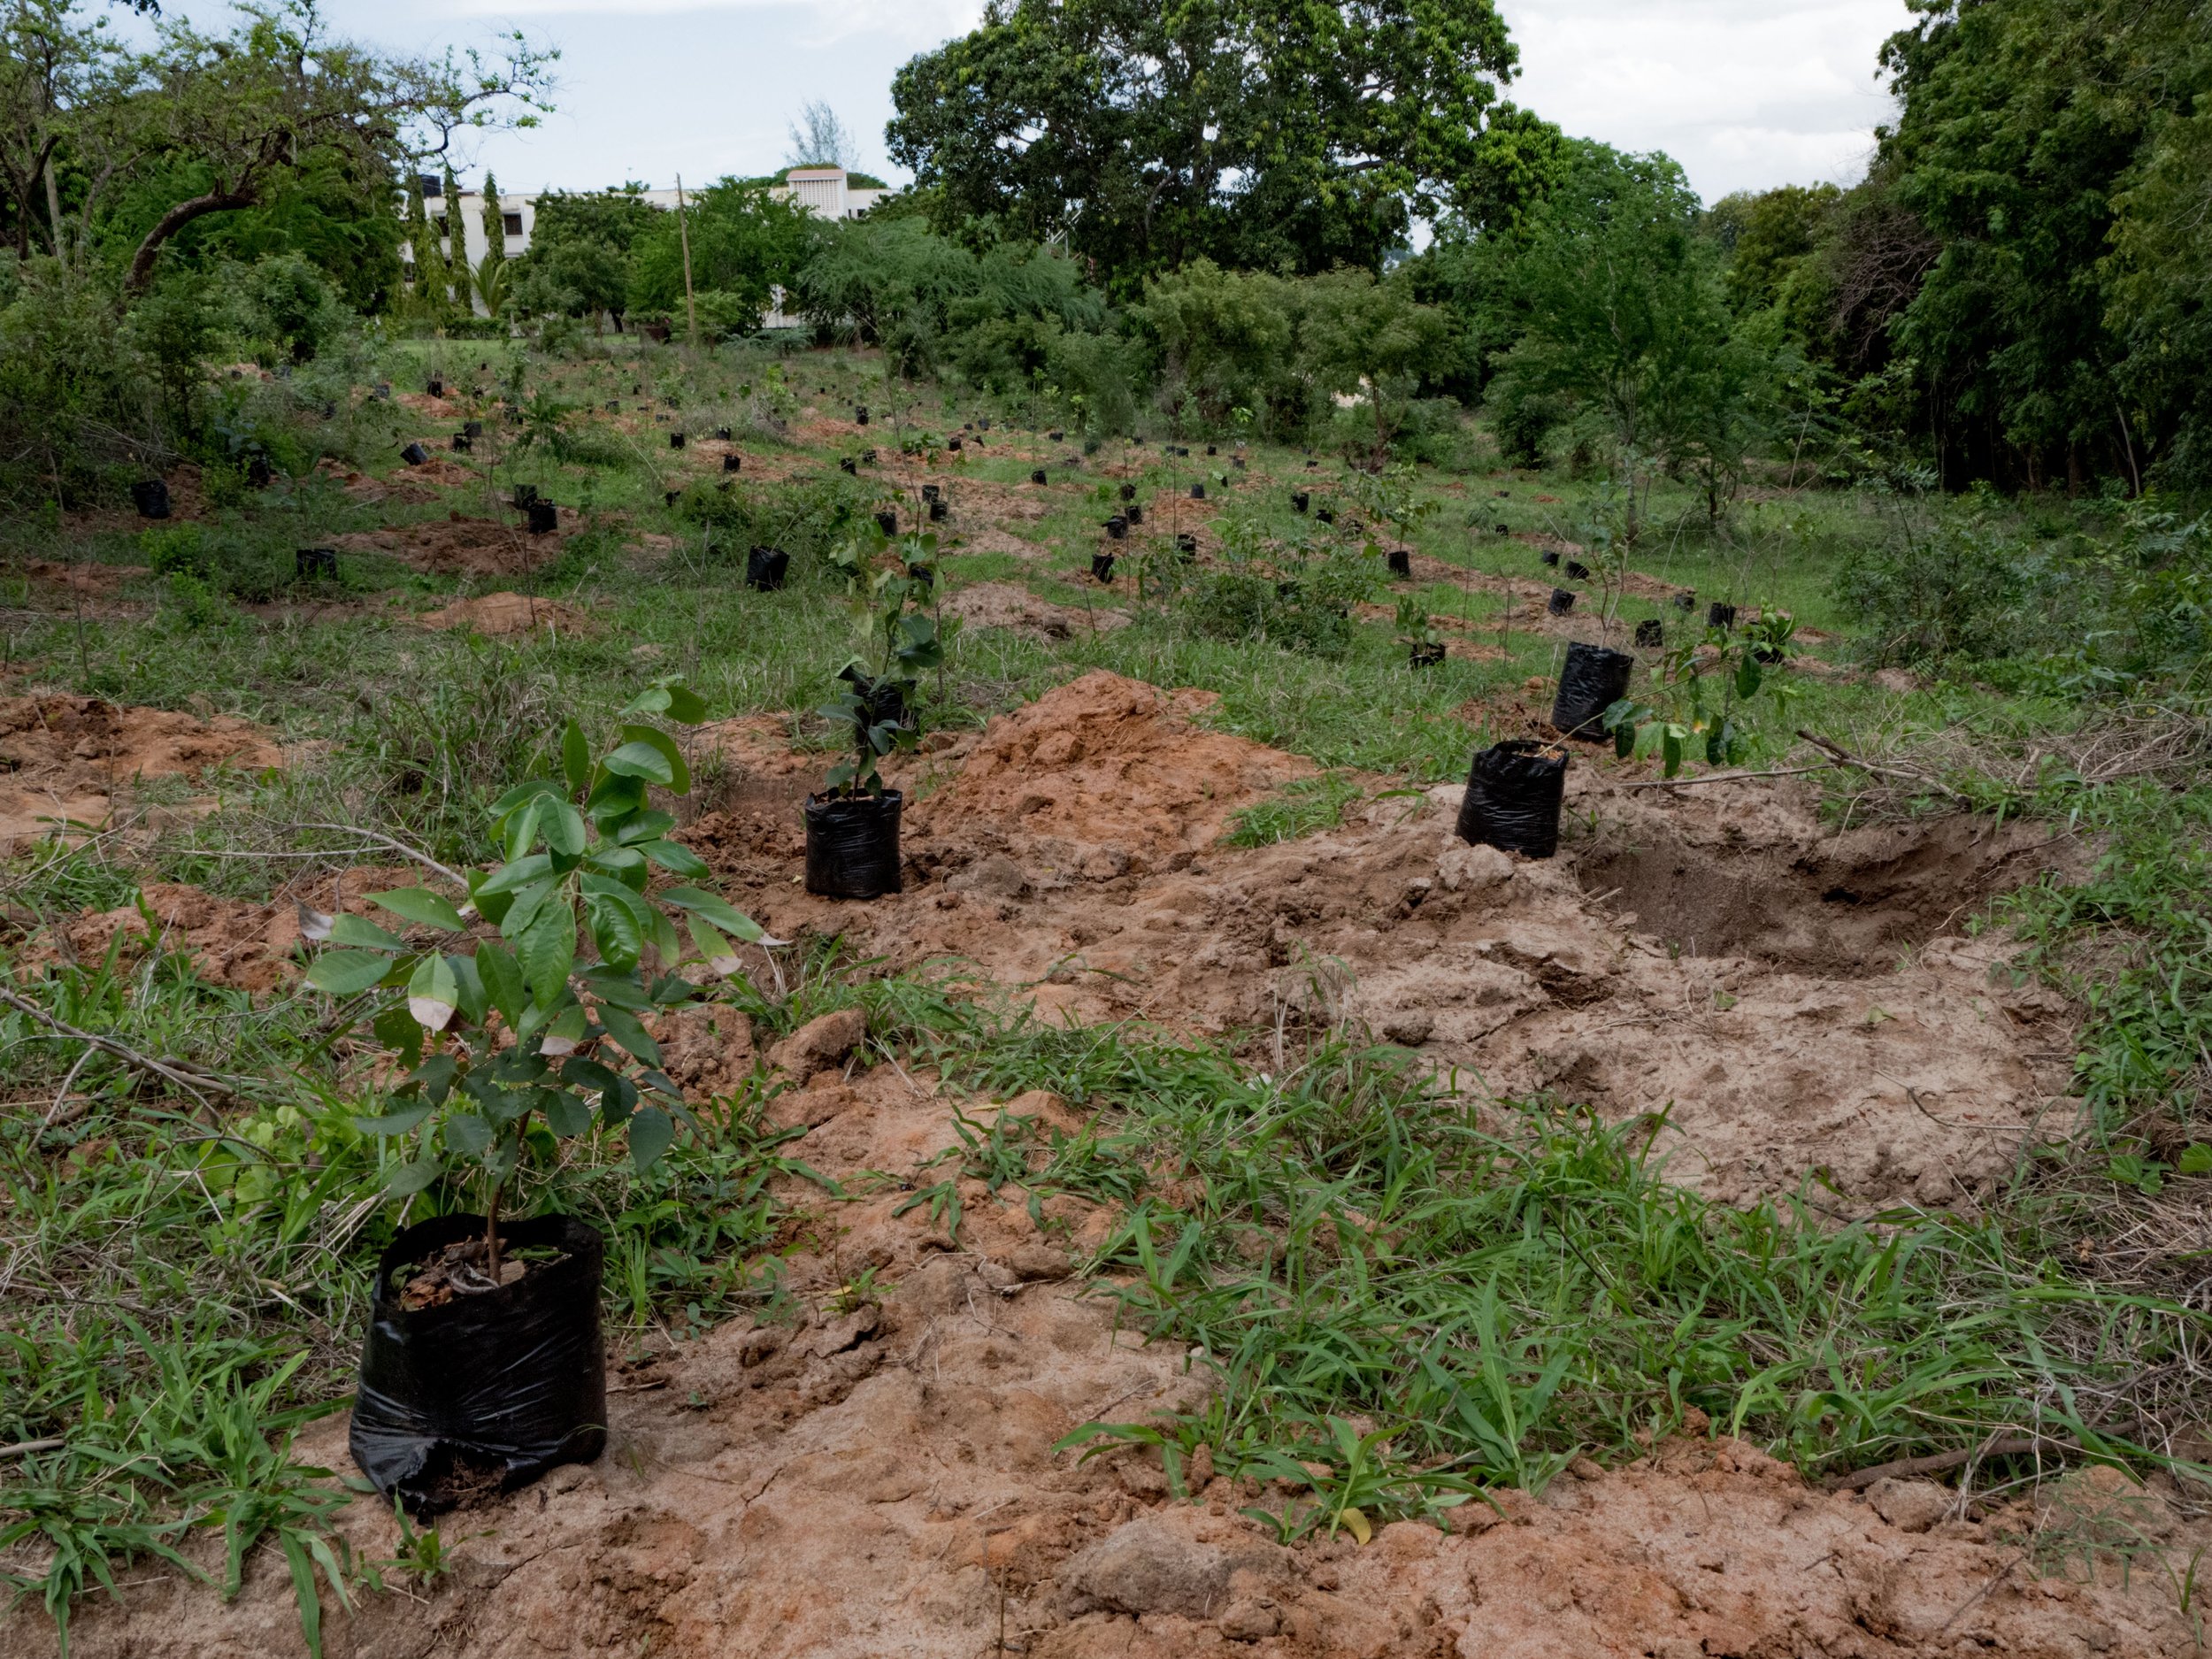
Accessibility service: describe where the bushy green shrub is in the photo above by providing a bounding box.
[1834,495,2067,667]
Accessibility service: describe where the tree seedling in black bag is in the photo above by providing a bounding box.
[303,676,764,1279]
[1395,595,1444,667]
[1603,611,1798,775]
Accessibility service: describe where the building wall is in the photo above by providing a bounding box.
[404,169,886,318]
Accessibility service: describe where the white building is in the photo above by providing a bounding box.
[411,167,887,288]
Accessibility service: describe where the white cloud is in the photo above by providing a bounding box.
[1496,0,1909,201]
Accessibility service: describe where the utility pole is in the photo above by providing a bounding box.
[675,173,701,353]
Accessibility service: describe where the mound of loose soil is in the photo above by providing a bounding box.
[334,513,545,577]
[942,580,1130,641]
[910,670,1314,866]
[23,1056,2202,1659]
[0,696,284,850]
[37,882,302,992]
[417,593,594,636]
[688,675,2084,1210]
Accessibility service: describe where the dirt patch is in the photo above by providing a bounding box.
[687,676,2083,1211]
[942,580,1130,641]
[334,514,546,578]
[313,460,439,507]
[416,593,594,637]
[18,561,150,594]
[21,1060,2203,1659]
[27,881,301,991]
[908,670,1314,864]
[0,697,284,851]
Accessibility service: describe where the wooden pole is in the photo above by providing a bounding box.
[675,173,701,353]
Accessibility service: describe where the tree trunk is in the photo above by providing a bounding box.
[124,189,258,295]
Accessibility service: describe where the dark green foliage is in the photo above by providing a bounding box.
[625,179,820,334]
[887,0,1517,288]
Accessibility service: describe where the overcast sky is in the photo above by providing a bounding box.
[156,0,1912,207]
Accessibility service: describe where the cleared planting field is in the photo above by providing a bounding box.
[2,339,2208,1659]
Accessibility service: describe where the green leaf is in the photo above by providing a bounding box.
[449,952,488,1028]
[328,914,409,951]
[545,801,588,859]
[517,898,577,1006]
[618,725,691,795]
[641,839,711,878]
[502,799,544,864]
[541,1002,589,1056]
[585,891,644,972]
[595,1001,662,1066]
[613,810,679,845]
[657,886,764,942]
[305,950,397,996]
[602,741,676,787]
[662,685,708,724]
[383,1156,445,1195]
[444,1114,494,1156]
[2179,1144,2212,1176]
[498,876,560,941]
[372,1002,424,1066]
[406,954,460,1031]
[561,719,591,795]
[1660,727,1684,779]
[541,1090,591,1137]
[351,1103,431,1136]
[369,887,468,933]
[478,941,526,1027]
[687,914,741,975]
[489,779,563,818]
[476,854,553,898]
[627,1104,675,1171]
[1733,656,1763,702]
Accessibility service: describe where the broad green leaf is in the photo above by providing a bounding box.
[561,719,591,794]
[577,966,653,1010]
[351,1103,431,1136]
[478,941,526,1027]
[560,1056,620,1095]
[306,950,396,996]
[476,854,553,898]
[602,741,675,786]
[372,1002,424,1066]
[517,897,576,1006]
[613,810,678,845]
[329,914,409,951]
[586,892,643,972]
[2179,1144,2212,1176]
[657,886,764,942]
[641,839,711,878]
[688,914,741,976]
[541,1089,591,1137]
[382,1156,445,1195]
[489,779,563,817]
[595,1001,662,1066]
[618,725,691,795]
[627,1104,675,1171]
[449,952,488,1027]
[545,801,588,858]
[1733,656,1763,701]
[540,1002,588,1056]
[587,843,647,879]
[443,1113,494,1156]
[502,799,544,864]
[662,685,707,724]
[498,875,559,941]
[599,1072,638,1126]
[407,954,460,1031]
[369,887,469,933]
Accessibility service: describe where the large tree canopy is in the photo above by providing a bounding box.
[886,0,1517,288]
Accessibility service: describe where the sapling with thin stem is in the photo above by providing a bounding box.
[821,525,945,796]
[304,679,768,1279]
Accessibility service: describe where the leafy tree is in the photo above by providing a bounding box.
[1297,267,1452,465]
[887,0,1520,287]
[1140,258,1303,436]
[1873,0,2211,488]
[1481,143,1768,534]
[625,176,817,334]
[784,98,858,172]
[480,169,506,269]
[512,185,658,331]
[791,215,978,369]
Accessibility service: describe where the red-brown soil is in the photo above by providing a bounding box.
[416,592,595,636]
[16,1058,2203,1659]
[688,671,2085,1211]
[0,696,285,851]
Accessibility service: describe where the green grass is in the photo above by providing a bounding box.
[3,332,2206,1641]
